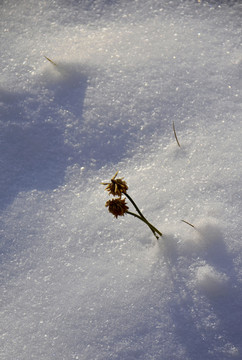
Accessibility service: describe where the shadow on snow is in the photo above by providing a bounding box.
[161,223,242,360]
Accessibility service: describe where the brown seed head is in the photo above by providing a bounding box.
[102,171,128,197]
[105,198,129,218]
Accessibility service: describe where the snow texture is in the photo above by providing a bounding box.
[1,0,242,359]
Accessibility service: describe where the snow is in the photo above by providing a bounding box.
[1,0,242,359]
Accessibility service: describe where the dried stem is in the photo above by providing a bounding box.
[125,193,162,239]
[125,193,157,238]
[125,193,145,220]
[181,219,195,228]
[127,211,161,239]
[173,121,181,147]
[44,56,57,66]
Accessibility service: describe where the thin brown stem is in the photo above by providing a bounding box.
[125,193,145,219]
[181,219,195,228]
[125,193,159,238]
[127,211,162,239]
[44,56,57,66]
[173,121,181,147]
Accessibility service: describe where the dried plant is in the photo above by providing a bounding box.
[105,198,129,218]
[102,171,162,239]
[173,121,181,147]
[103,171,128,197]
[181,219,195,228]
[44,56,57,66]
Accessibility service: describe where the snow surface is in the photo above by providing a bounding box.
[1,0,242,359]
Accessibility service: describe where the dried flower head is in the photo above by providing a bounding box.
[105,198,129,218]
[102,171,128,197]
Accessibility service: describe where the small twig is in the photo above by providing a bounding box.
[173,121,181,147]
[44,56,57,66]
[181,219,195,228]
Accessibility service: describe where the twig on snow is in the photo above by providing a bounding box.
[173,121,181,147]
[181,219,195,228]
[44,56,57,66]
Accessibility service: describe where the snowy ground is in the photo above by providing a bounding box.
[1,0,242,359]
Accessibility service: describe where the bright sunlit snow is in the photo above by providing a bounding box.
[1,0,242,359]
